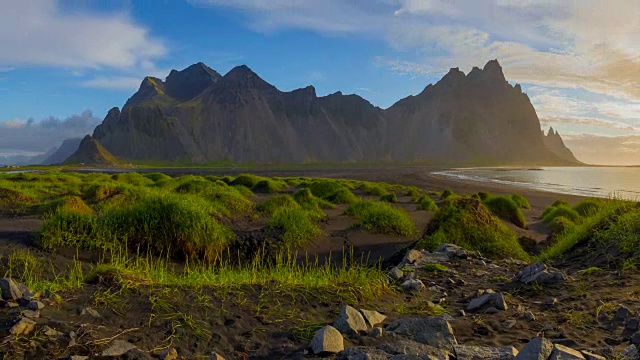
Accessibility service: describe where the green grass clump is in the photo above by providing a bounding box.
[483,196,527,228]
[477,192,490,201]
[368,185,388,196]
[84,183,129,202]
[40,196,93,216]
[253,179,287,193]
[380,193,397,203]
[406,186,420,197]
[0,187,36,215]
[417,197,528,260]
[441,189,455,199]
[308,180,358,204]
[542,205,581,224]
[345,201,416,237]
[110,172,154,187]
[549,216,574,234]
[267,208,322,248]
[417,195,438,212]
[511,194,531,209]
[422,263,448,273]
[231,174,264,188]
[538,200,634,262]
[258,195,300,215]
[39,211,99,252]
[574,199,603,217]
[143,172,172,183]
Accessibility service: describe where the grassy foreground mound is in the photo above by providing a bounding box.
[417,197,529,260]
[40,193,235,262]
[538,199,639,267]
[346,200,416,237]
[483,195,527,228]
[308,180,358,204]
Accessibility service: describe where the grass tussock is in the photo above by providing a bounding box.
[345,200,416,237]
[417,197,528,260]
[40,196,93,216]
[483,195,527,228]
[542,204,581,224]
[308,180,358,204]
[380,193,397,203]
[511,194,531,209]
[416,195,438,212]
[267,208,322,248]
[441,189,455,200]
[253,179,288,193]
[258,195,300,215]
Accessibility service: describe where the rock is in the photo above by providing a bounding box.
[22,309,40,319]
[379,339,451,359]
[524,311,536,321]
[42,325,64,337]
[616,306,631,322]
[632,331,640,345]
[402,250,423,265]
[514,338,553,360]
[311,325,344,354]
[390,267,404,280]
[454,345,518,360]
[159,348,178,360]
[544,298,558,308]
[401,279,425,292]
[69,356,89,360]
[485,307,500,314]
[27,300,45,310]
[0,278,23,300]
[436,244,468,259]
[459,310,466,317]
[386,316,457,349]
[369,327,384,338]
[119,348,153,359]
[491,293,508,310]
[476,260,487,266]
[334,305,368,335]
[415,252,451,266]
[620,345,639,360]
[210,353,226,360]
[467,291,507,311]
[360,309,387,327]
[515,263,564,285]
[101,340,137,357]
[581,351,606,360]
[9,317,36,336]
[549,344,586,360]
[5,301,19,308]
[337,346,389,360]
[80,307,101,318]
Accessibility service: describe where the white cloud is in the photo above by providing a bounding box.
[80,76,143,91]
[0,1,166,69]
[563,134,640,165]
[0,110,101,153]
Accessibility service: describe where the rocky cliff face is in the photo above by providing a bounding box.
[66,60,580,165]
[543,127,579,164]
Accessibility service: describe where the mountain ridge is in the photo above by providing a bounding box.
[67,60,581,166]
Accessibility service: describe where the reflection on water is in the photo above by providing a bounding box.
[0,170,41,174]
[433,167,640,199]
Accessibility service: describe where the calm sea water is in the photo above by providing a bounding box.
[433,167,640,199]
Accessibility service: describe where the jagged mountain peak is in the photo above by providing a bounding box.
[221,64,274,90]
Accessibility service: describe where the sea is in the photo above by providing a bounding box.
[433,166,640,199]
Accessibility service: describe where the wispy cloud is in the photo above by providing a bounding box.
[563,134,640,165]
[80,76,144,91]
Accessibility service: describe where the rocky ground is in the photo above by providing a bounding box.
[2,242,640,359]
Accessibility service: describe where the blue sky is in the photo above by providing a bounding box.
[0,0,638,164]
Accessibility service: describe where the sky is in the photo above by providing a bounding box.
[0,0,638,165]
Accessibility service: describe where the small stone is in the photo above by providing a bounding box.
[336,347,389,359]
[524,311,536,321]
[386,316,457,349]
[27,300,44,310]
[22,309,40,319]
[42,325,64,337]
[476,260,487,266]
[333,305,368,335]
[616,306,631,322]
[69,356,89,360]
[544,298,558,308]
[514,337,553,360]
[101,340,137,357]
[401,279,425,292]
[210,353,225,360]
[627,318,640,331]
[369,327,383,338]
[550,344,586,360]
[389,267,404,280]
[5,301,19,308]
[485,307,500,314]
[632,331,640,345]
[459,310,466,317]
[467,293,492,311]
[457,279,467,286]
[159,348,178,360]
[491,292,508,310]
[81,307,101,318]
[0,278,23,301]
[359,309,386,327]
[620,345,639,360]
[10,317,36,336]
[402,249,423,264]
[311,325,344,354]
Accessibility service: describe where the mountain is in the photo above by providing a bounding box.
[543,127,578,164]
[64,135,118,165]
[41,138,83,165]
[66,60,580,165]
